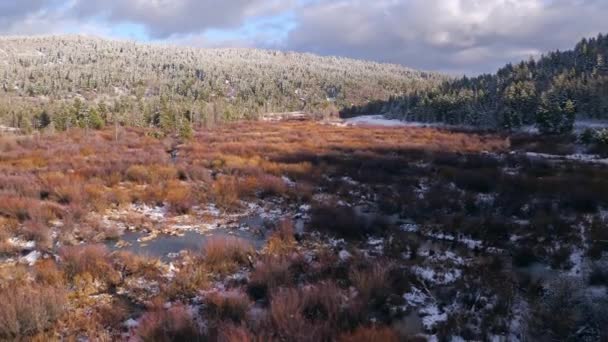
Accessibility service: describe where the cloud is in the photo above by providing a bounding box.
[0,0,606,74]
[0,1,49,31]
[284,0,608,74]
[68,0,294,38]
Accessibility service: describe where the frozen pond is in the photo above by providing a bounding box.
[108,228,265,260]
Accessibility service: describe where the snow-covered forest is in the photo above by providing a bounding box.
[0,35,443,135]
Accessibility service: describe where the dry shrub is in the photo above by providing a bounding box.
[112,251,161,279]
[96,300,130,330]
[338,326,400,342]
[256,174,288,198]
[84,182,110,211]
[266,219,297,256]
[248,256,294,300]
[212,176,241,210]
[270,283,346,341]
[53,182,85,205]
[165,180,194,214]
[0,174,40,197]
[349,263,392,306]
[126,164,152,183]
[184,165,212,183]
[153,165,179,182]
[205,291,252,323]
[60,244,120,285]
[0,284,66,340]
[163,262,210,300]
[217,324,272,342]
[21,220,52,250]
[136,305,205,342]
[203,236,254,274]
[0,195,37,221]
[34,259,65,287]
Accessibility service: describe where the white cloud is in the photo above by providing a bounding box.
[69,0,295,38]
[0,0,606,74]
[285,0,608,74]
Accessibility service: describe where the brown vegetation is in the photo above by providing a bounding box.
[202,236,254,274]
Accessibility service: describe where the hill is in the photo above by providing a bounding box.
[345,34,608,134]
[0,35,443,134]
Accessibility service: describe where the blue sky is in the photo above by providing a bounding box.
[1,0,607,75]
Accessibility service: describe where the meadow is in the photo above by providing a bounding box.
[0,120,606,341]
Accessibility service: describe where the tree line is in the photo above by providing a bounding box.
[344,34,608,134]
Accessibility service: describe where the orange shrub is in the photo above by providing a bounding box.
[125,165,152,183]
[163,262,209,300]
[84,182,110,211]
[203,236,254,274]
[60,244,120,285]
[0,284,66,340]
[212,176,241,210]
[266,219,297,256]
[34,259,65,287]
[165,181,194,214]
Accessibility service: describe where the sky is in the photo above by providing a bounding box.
[0,0,607,75]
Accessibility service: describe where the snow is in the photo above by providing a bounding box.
[524,152,608,165]
[20,250,41,266]
[420,304,448,329]
[132,203,167,221]
[124,318,139,329]
[413,266,462,285]
[282,176,295,187]
[338,249,352,261]
[404,287,428,306]
[400,222,420,233]
[8,237,36,250]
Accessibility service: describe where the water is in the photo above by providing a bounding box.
[393,311,424,336]
[109,228,264,260]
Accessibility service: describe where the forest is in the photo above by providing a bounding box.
[0,35,443,137]
[345,34,608,134]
